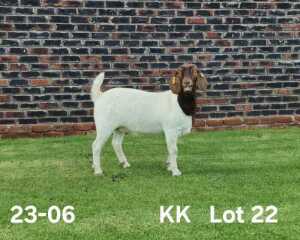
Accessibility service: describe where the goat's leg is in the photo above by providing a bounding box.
[92,127,112,176]
[164,130,181,176]
[112,131,130,168]
[166,155,171,167]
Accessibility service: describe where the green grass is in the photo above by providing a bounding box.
[0,127,300,240]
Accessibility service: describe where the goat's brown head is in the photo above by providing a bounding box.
[169,64,208,95]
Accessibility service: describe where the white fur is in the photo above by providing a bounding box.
[91,72,192,176]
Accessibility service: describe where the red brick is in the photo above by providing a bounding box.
[137,25,155,32]
[259,2,275,9]
[61,131,75,136]
[0,24,13,31]
[197,54,213,61]
[9,64,28,71]
[0,126,8,133]
[39,102,59,109]
[2,132,30,138]
[168,48,185,54]
[159,69,174,77]
[115,55,136,62]
[46,131,65,137]
[274,88,290,95]
[31,79,49,86]
[66,130,88,136]
[39,56,59,64]
[206,32,221,39]
[212,98,229,105]
[0,56,17,63]
[223,117,243,126]
[6,125,31,134]
[80,56,101,63]
[30,48,49,55]
[275,116,293,124]
[281,24,300,31]
[5,112,24,118]
[143,70,160,77]
[32,124,52,133]
[196,98,211,105]
[194,119,206,127]
[166,1,183,8]
[207,119,224,127]
[0,95,10,102]
[28,132,43,138]
[196,98,229,105]
[259,61,273,67]
[34,25,55,31]
[244,117,260,125]
[260,117,277,125]
[53,123,74,132]
[0,80,8,86]
[239,83,257,89]
[215,40,231,47]
[73,123,94,131]
[61,0,83,7]
[187,17,205,24]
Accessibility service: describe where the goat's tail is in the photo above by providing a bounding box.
[91,72,105,102]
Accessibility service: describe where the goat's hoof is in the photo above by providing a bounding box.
[123,162,130,168]
[94,170,103,176]
[172,169,182,176]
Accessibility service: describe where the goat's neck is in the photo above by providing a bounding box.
[177,92,196,116]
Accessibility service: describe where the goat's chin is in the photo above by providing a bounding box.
[181,90,194,96]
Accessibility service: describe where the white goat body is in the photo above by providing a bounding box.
[91,72,192,176]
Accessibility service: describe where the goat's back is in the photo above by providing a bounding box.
[93,88,190,133]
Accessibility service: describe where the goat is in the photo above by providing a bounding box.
[91,64,208,176]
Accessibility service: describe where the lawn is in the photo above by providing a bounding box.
[0,127,300,240]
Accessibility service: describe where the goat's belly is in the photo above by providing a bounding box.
[120,120,163,133]
[166,115,192,136]
[112,106,165,133]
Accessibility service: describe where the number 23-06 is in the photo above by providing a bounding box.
[10,205,75,224]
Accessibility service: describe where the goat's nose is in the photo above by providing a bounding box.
[183,81,191,87]
[183,79,189,85]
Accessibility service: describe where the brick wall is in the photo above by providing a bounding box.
[0,0,300,137]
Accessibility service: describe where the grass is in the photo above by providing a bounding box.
[0,127,300,240]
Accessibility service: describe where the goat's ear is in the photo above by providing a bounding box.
[195,69,208,91]
[169,68,182,94]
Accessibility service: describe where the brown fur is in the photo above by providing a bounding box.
[169,64,208,94]
[169,67,183,94]
[194,67,208,91]
[169,64,208,116]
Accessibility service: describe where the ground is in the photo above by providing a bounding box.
[0,127,300,240]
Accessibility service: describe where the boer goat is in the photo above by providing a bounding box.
[91,64,207,176]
